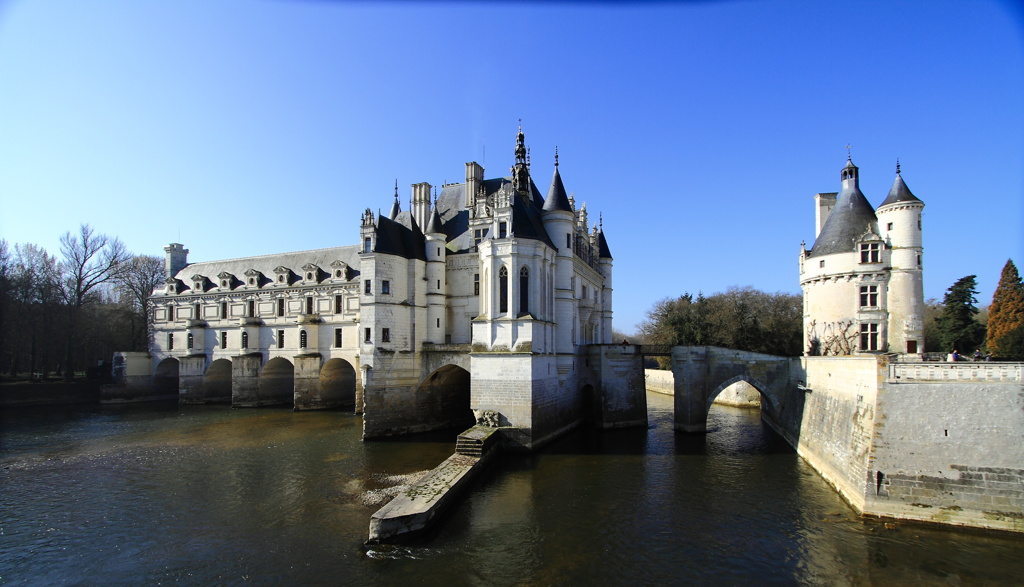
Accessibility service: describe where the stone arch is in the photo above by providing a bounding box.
[706,375,776,413]
[154,358,179,397]
[202,358,233,403]
[320,358,357,410]
[580,383,597,424]
[259,357,294,406]
[415,364,473,432]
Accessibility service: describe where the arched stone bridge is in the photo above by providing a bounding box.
[667,346,796,433]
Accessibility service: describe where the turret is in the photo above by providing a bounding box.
[541,148,576,353]
[876,160,925,354]
[424,203,447,343]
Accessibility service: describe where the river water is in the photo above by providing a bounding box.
[1,392,1021,585]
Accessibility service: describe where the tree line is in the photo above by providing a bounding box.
[0,224,164,381]
[636,258,1024,362]
[637,287,804,367]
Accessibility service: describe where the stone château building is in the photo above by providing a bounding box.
[799,156,925,356]
[148,128,619,449]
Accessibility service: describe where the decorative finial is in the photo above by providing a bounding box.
[394,179,399,198]
[554,146,559,168]
[527,147,531,169]
[518,118,522,132]
[599,213,603,231]
[846,144,852,160]
[896,158,901,175]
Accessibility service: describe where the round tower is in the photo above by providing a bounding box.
[876,161,925,355]
[541,149,576,353]
[424,203,447,344]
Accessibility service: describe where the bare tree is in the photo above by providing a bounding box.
[59,224,129,379]
[113,254,164,351]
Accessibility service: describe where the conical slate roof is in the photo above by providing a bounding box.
[808,181,878,258]
[543,166,572,212]
[425,205,443,234]
[388,197,401,220]
[597,230,613,259]
[879,172,921,207]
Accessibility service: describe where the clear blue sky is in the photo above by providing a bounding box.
[1,0,1022,334]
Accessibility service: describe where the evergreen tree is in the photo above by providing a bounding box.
[937,275,986,353]
[986,259,1024,358]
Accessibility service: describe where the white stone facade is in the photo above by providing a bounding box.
[148,129,614,447]
[800,158,925,356]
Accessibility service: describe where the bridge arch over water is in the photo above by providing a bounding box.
[669,346,795,433]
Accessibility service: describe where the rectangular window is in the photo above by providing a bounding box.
[300,330,307,349]
[187,333,194,349]
[306,296,313,314]
[334,328,343,348]
[382,280,390,295]
[436,318,440,328]
[277,329,285,349]
[437,279,441,290]
[194,303,201,319]
[242,331,248,349]
[221,331,227,348]
[859,285,878,307]
[364,328,371,343]
[917,214,921,229]
[917,254,922,268]
[566,233,571,249]
[335,295,343,314]
[887,222,893,231]
[499,222,507,239]
[382,328,391,343]
[474,229,482,249]
[248,300,255,318]
[168,305,175,321]
[860,242,880,263]
[277,298,285,317]
[168,333,174,350]
[819,260,825,268]
[220,302,228,319]
[364,237,372,253]
[365,280,372,295]
[860,323,879,351]
[474,273,480,296]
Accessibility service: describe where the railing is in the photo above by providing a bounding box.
[888,362,1023,382]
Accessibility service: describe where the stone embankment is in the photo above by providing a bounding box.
[368,426,501,543]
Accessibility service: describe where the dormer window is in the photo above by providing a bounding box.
[302,264,322,284]
[217,272,236,290]
[243,269,264,288]
[330,260,349,281]
[499,222,507,239]
[273,266,292,286]
[190,275,209,292]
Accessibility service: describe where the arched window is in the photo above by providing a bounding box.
[519,266,529,315]
[300,330,307,349]
[187,333,194,349]
[499,266,508,314]
[241,331,249,349]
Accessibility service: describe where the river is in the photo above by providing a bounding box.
[1,392,1021,585]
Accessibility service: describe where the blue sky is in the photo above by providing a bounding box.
[1,0,1022,333]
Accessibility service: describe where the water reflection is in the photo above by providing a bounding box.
[1,395,1022,585]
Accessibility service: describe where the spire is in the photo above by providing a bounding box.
[511,123,530,198]
[425,202,443,234]
[880,161,922,207]
[543,148,572,212]
[388,179,401,220]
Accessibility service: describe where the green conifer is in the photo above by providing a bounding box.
[985,259,1024,358]
[937,275,986,353]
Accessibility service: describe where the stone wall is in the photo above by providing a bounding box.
[867,380,1024,532]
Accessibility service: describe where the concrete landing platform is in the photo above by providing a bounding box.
[368,450,493,543]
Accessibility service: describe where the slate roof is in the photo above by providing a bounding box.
[879,173,921,207]
[170,245,362,285]
[543,166,572,212]
[597,230,613,259]
[374,214,427,261]
[808,183,879,258]
[425,205,443,234]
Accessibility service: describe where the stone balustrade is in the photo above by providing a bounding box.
[888,362,1023,382]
